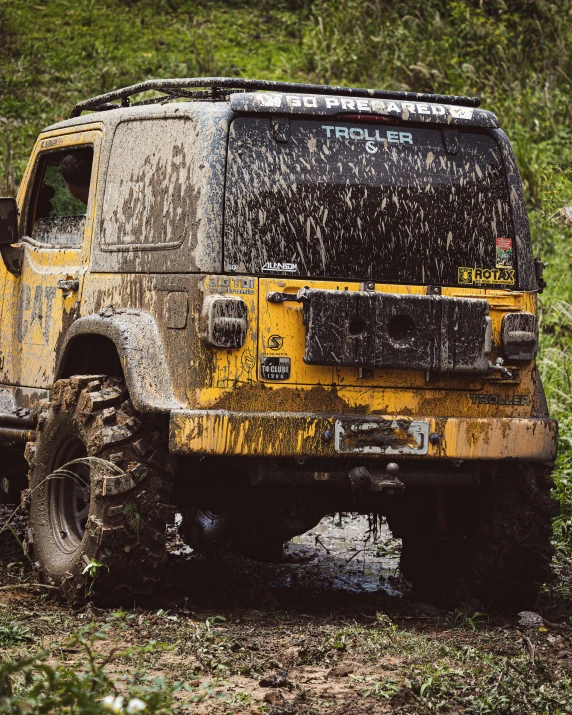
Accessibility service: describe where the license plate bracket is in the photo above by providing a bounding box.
[334,418,429,455]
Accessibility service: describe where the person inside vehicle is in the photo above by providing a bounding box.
[35,184,56,219]
[60,149,93,206]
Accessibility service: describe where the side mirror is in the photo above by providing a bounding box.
[0,197,22,275]
[0,197,18,244]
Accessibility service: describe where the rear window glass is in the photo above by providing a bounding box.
[224,118,516,288]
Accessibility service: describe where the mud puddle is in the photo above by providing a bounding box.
[290,514,402,595]
[163,513,405,608]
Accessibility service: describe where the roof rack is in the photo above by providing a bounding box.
[70,77,480,118]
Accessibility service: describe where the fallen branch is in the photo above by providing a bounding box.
[505,658,526,676]
[523,636,536,665]
[344,548,365,566]
[314,535,331,554]
[0,583,58,591]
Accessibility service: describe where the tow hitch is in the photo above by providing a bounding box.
[348,464,405,493]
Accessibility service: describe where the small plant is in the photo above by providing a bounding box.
[357,676,401,699]
[82,559,109,596]
[226,691,251,705]
[453,610,489,632]
[0,619,34,647]
[0,614,210,714]
[123,503,141,542]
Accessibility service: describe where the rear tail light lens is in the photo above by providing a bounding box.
[202,296,248,349]
[501,312,538,361]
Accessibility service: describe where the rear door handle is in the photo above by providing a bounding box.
[57,279,80,296]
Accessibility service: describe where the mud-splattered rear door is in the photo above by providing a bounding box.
[0,130,101,389]
[0,269,5,371]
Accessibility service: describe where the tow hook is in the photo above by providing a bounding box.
[488,357,513,379]
[348,464,405,494]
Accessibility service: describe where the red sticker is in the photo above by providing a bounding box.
[496,237,513,268]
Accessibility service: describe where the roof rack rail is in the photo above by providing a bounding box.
[70,77,480,118]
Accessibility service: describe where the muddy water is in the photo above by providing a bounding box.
[168,514,404,604]
[1,503,404,603]
[288,515,402,596]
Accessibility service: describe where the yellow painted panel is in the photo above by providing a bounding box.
[201,275,259,391]
[195,275,538,420]
[0,128,103,388]
[170,410,557,461]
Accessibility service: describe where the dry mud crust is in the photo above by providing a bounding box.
[25,375,175,605]
[395,462,559,610]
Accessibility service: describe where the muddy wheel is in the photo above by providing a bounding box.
[392,463,559,611]
[25,376,175,605]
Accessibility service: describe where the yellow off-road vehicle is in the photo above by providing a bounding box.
[0,78,558,608]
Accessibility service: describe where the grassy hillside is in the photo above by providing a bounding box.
[1,0,572,535]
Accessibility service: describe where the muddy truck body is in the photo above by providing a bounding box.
[0,78,559,608]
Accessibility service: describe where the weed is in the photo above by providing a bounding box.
[82,559,110,596]
[0,613,210,714]
[122,503,141,542]
[356,676,401,699]
[453,610,489,632]
[226,691,251,705]
[0,619,34,647]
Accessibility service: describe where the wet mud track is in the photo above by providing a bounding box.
[162,514,404,611]
[2,506,572,713]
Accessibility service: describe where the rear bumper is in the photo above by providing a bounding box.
[169,410,558,462]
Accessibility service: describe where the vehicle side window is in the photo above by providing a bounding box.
[27,147,94,248]
[100,120,192,251]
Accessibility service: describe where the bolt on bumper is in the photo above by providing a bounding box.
[169,410,558,462]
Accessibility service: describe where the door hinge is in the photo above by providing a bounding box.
[534,253,546,293]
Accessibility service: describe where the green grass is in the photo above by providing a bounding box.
[4,610,572,714]
[0,617,33,647]
[0,0,310,184]
[0,613,211,714]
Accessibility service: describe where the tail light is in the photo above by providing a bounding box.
[501,312,538,361]
[202,296,248,349]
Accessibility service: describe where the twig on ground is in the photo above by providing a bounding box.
[523,636,536,665]
[0,583,58,591]
[344,548,365,566]
[314,536,331,554]
[505,658,527,676]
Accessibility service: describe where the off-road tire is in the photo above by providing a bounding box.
[391,462,559,611]
[25,375,175,605]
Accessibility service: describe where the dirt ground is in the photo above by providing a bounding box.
[1,506,572,714]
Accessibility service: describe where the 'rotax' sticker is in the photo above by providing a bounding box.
[458,267,515,285]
